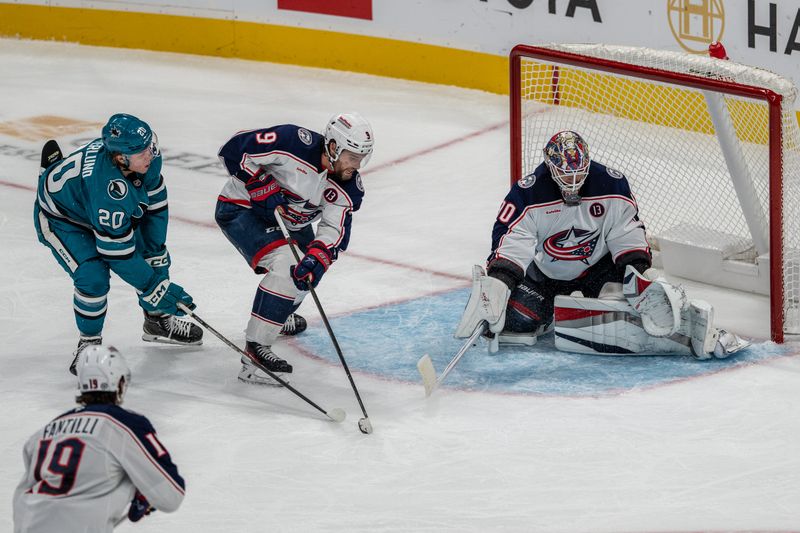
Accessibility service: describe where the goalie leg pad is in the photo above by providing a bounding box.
[684,300,718,359]
[554,294,692,356]
[455,265,510,338]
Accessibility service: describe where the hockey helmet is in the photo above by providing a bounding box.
[543,131,590,204]
[323,112,374,168]
[77,345,131,403]
[102,113,158,157]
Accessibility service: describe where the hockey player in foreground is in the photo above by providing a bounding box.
[215,112,374,385]
[13,346,185,532]
[35,114,202,375]
[456,131,749,359]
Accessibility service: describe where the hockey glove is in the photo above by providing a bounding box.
[291,243,332,291]
[454,265,511,338]
[128,491,155,522]
[139,278,195,316]
[246,175,286,221]
[622,265,685,337]
[144,247,171,280]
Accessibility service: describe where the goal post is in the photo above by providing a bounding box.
[509,43,800,342]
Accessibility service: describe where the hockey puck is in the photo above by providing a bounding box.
[358,418,373,434]
[328,408,346,423]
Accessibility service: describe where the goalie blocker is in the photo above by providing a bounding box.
[553,265,750,359]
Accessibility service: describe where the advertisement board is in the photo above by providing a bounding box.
[1,0,799,99]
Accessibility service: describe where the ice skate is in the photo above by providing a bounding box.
[279,313,307,336]
[239,341,292,385]
[69,335,102,375]
[238,358,288,386]
[142,312,203,345]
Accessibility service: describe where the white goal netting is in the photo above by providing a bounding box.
[513,43,800,339]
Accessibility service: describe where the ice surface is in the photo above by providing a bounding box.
[1,39,799,532]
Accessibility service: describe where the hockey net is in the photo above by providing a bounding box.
[510,43,800,342]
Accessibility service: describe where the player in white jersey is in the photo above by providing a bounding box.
[215,112,374,384]
[455,131,749,359]
[13,346,185,532]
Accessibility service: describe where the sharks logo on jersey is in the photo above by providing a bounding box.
[542,227,600,263]
[108,180,128,200]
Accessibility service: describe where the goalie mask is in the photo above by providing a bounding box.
[77,345,131,404]
[543,131,590,205]
[324,112,374,168]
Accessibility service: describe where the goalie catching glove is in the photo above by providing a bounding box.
[454,265,511,338]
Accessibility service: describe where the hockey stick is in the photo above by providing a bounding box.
[177,303,346,423]
[417,320,487,397]
[274,208,373,435]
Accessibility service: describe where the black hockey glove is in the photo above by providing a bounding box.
[486,258,524,290]
[128,490,156,522]
[245,175,286,221]
[291,242,332,291]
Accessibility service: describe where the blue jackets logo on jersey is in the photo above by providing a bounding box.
[298,128,313,145]
[518,172,537,189]
[543,227,600,263]
[108,180,129,200]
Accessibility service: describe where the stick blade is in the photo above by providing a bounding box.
[416,354,437,397]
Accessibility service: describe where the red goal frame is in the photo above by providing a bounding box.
[509,44,786,341]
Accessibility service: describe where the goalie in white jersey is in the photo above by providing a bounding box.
[13,346,185,532]
[215,112,374,385]
[456,131,749,359]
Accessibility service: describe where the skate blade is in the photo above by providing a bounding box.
[237,374,287,387]
[142,334,203,346]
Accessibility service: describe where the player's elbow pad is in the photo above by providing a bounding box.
[150,490,184,514]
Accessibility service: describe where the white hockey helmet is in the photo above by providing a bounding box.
[543,130,590,204]
[323,112,374,168]
[77,345,131,404]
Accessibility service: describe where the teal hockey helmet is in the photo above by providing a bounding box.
[102,113,156,155]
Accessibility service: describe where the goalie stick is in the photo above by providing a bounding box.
[177,303,346,423]
[417,320,488,397]
[274,208,373,435]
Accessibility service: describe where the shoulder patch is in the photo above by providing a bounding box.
[607,167,625,180]
[323,188,339,203]
[108,179,128,200]
[297,128,313,146]
[517,172,536,189]
[355,174,364,192]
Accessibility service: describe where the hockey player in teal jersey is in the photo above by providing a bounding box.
[34,114,202,374]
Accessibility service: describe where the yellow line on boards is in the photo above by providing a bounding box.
[0,3,509,94]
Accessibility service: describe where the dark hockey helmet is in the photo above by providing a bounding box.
[102,113,158,156]
[77,345,132,404]
[543,130,590,204]
[324,112,374,168]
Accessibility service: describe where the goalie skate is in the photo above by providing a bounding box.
[142,312,203,345]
